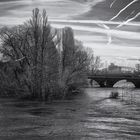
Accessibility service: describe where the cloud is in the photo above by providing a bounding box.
[49,19,140,27]
[0,0,91,19]
[0,0,139,67]
[84,42,140,66]
[51,23,140,40]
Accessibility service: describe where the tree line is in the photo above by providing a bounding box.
[0,8,99,101]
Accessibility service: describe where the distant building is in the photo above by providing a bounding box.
[100,63,134,74]
[135,64,140,72]
[120,66,135,73]
[107,63,121,74]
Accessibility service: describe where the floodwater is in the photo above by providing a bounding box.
[0,87,140,140]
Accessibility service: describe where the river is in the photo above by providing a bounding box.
[0,87,140,140]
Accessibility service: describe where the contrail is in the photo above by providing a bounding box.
[51,23,140,40]
[97,23,112,45]
[110,0,138,21]
[117,12,140,28]
[125,10,135,20]
[110,0,117,8]
[49,19,140,27]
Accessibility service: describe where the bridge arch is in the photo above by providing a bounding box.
[89,79,107,87]
[113,79,135,88]
[88,75,140,88]
[89,79,102,87]
[89,79,138,88]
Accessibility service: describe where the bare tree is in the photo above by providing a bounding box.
[0,9,92,100]
[90,54,102,75]
[58,27,91,97]
[0,8,58,100]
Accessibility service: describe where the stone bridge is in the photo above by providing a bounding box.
[88,74,140,88]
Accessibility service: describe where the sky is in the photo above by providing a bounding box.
[0,0,140,67]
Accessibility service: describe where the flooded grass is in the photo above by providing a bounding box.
[0,87,140,140]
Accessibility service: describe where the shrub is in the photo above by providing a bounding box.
[109,91,119,99]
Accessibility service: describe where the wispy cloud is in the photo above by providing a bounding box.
[96,23,112,45]
[51,23,140,40]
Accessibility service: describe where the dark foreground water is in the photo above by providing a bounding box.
[0,88,140,140]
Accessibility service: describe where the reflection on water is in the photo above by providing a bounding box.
[0,87,140,140]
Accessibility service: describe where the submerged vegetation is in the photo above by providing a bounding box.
[0,8,93,101]
[109,91,119,99]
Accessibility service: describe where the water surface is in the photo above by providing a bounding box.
[0,87,140,140]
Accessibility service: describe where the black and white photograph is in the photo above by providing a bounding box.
[0,0,140,139]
